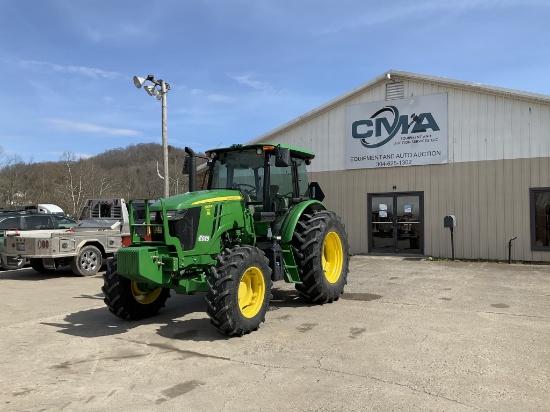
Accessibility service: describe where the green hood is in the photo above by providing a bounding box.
[151,190,244,211]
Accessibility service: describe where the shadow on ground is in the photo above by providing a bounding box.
[43,287,318,342]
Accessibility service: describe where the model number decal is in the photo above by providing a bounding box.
[198,235,210,242]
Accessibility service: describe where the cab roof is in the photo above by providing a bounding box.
[206,143,315,160]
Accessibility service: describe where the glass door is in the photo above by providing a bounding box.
[369,192,423,254]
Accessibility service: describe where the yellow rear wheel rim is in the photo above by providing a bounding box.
[131,282,162,305]
[238,266,265,318]
[322,231,343,283]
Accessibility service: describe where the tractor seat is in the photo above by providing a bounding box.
[270,185,289,213]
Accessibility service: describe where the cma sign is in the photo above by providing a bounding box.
[352,105,440,148]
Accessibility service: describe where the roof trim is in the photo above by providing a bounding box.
[249,70,550,144]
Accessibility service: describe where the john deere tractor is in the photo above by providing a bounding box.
[102,144,349,336]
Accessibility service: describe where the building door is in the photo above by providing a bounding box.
[368,192,423,254]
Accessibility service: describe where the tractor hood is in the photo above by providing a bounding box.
[151,190,244,211]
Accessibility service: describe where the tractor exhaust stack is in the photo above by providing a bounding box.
[184,147,197,192]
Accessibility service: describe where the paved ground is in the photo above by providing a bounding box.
[0,255,549,411]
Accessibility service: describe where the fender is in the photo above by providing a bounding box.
[277,199,325,244]
[272,199,325,284]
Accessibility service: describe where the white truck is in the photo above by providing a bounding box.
[1,198,142,276]
[0,203,65,215]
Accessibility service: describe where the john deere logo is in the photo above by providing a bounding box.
[352,105,440,148]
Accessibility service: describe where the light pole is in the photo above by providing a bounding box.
[133,74,171,198]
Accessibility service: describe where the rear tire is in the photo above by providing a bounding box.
[206,246,272,336]
[30,258,56,274]
[102,256,171,320]
[71,245,102,276]
[292,210,349,303]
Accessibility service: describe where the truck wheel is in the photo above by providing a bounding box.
[206,246,272,336]
[29,258,56,274]
[292,210,349,303]
[70,245,102,276]
[102,256,170,320]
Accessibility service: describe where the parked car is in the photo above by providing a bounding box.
[0,213,77,270]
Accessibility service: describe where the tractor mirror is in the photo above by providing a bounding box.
[275,147,290,167]
[309,182,325,201]
[182,155,190,175]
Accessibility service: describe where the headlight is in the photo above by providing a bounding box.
[165,209,188,221]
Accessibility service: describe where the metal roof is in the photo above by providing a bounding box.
[249,70,550,144]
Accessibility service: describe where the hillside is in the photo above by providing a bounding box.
[0,143,204,216]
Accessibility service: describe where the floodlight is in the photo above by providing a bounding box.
[144,85,156,96]
[144,85,155,96]
[133,76,146,89]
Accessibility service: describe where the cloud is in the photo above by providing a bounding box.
[313,0,550,35]
[43,119,141,136]
[230,73,275,93]
[206,94,234,103]
[20,60,122,80]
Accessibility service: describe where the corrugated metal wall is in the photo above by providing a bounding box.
[312,156,550,261]
[256,77,550,261]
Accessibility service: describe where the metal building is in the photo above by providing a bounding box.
[250,70,550,262]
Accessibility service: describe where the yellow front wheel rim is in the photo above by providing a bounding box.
[131,282,162,305]
[322,231,344,283]
[238,266,265,318]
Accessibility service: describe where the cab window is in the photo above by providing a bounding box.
[54,216,77,229]
[24,215,55,230]
[0,217,21,230]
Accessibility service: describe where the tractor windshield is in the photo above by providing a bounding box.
[210,149,265,201]
[209,147,312,212]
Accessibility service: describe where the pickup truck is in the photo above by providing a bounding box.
[2,198,144,276]
[0,209,76,270]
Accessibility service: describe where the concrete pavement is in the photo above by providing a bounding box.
[0,255,549,411]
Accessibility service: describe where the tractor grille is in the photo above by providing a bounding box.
[169,207,200,250]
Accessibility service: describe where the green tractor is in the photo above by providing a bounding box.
[102,143,349,336]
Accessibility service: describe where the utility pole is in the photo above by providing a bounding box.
[133,74,171,197]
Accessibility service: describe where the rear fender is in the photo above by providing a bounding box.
[276,200,325,244]
[273,200,325,283]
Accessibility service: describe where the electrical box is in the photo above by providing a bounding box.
[444,215,456,228]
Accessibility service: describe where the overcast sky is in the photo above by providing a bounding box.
[1,0,549,163]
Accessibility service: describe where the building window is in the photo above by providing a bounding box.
[530,188,550,251]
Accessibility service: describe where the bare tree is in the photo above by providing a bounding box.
[59,152,87,216]
[0,143,188,210]
[0,154,28,205]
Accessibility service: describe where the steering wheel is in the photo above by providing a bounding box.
[233,183,256,195]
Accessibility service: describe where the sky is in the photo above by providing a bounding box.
[1,0,549,164]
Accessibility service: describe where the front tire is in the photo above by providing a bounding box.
[292,210,349,303]
[71,245,102,276]
[206,246,272,336]
[102,256,171,320]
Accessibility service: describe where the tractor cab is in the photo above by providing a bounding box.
[205,144,321,219]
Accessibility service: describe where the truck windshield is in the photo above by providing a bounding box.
[210,149,264,200]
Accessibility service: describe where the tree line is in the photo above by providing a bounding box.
[0,143,200,217]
